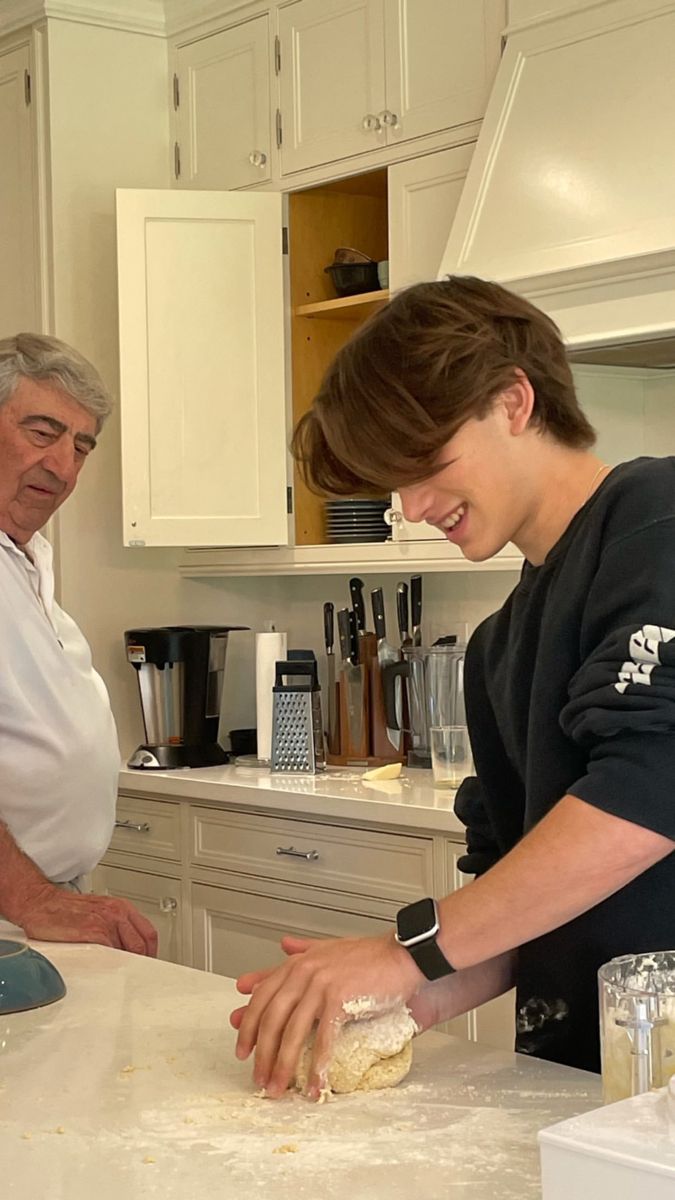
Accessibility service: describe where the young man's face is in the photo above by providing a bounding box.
[0,377,98,544]
[397,390,534,562]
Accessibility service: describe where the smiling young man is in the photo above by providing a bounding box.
[0,332,157,956]
[230,277,675,1099]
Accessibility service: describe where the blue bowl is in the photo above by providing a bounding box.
[0,939,66,1014]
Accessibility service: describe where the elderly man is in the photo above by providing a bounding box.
[0,332,156,956]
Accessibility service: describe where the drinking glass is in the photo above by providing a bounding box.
[430,725,473,789]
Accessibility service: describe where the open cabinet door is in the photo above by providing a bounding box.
[116,189,289,548]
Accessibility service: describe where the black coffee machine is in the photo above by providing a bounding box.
[125,625,247,769]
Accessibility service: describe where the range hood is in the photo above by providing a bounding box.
[438,0,675,355]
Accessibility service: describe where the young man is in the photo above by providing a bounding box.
[230,277,675,1099]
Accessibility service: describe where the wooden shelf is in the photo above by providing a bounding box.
[295,290,390,320]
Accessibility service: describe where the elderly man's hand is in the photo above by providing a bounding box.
[14,886,158,956]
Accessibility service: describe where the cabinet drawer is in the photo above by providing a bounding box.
[92,863,183,965]
[111,795,181,861]
[192,880,391,978]
[191,807,433,904]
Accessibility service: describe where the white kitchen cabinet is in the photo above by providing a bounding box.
[384,0,506,148]
[116,187,289,548]
[91,862,184,965]
[0,39,38,336]
[388,143,475,293]
[278,0,387,174]
[191,880,392,978]
[172,15,272,191]
[448,846,516,1052]
[278,0,505,176]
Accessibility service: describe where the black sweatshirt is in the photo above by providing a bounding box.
[455,456,675,1073]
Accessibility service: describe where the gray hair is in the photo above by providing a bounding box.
[0,332,113,432]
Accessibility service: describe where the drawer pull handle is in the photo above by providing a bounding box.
[160,897,178,913]
[276,845,319,862]
[115,819,150,834]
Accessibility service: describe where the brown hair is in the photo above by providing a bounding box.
[291,276,596,496]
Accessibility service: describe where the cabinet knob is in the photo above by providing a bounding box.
[379,110,399,127]
[249,150,267,168]
[361,113,382,132]
[160,896,178,913]
[384,507,402,526]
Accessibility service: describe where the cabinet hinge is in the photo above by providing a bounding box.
[274,34,281,75]
[173,72,180,109]
[174,141,181,179]
[275,108,283,148]
[24,69,31,106]
[282,226,289,255]
[286,486,293,515]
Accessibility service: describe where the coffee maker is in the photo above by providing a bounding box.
[125,625,246,769]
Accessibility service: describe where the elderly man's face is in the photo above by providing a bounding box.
[0,377,98,543]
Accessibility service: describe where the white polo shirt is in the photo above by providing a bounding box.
[0,529,120,882]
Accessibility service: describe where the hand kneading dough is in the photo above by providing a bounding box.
[295,1004,416,1095]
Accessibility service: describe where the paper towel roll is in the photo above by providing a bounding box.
[256,631,287,762]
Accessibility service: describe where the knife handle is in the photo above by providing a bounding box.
[337,607,351,662]
[371,588,386,641]
[349,576,366,634]
[323,601,334,653]
[348,609,360,665]
[411,575,422,640]
[396,581,409,644]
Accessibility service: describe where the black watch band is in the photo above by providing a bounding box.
[405,937,455,982]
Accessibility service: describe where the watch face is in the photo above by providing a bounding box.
[396,897,438,944]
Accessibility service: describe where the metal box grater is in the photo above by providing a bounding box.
[271,658,326,773]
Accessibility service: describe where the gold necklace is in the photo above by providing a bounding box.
[584,463,611,504]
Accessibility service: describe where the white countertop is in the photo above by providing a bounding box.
[118,763,468,836]
[1,942,602,1199]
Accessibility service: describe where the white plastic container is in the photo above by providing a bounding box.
[540,1084,675,1199]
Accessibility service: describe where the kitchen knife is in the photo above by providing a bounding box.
[411,575,423,647]
[396,581,412,649]
[372,588,401,751]
[338,607,365,753]
[349,576,367,637]
[323,601,339,755]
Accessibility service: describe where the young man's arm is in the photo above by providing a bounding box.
[0,820,158,956]
[230,796,672,1098]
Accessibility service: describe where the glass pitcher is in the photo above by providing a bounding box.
[599,951,675,1103]
[382,642,466,767]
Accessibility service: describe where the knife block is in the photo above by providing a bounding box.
[326,632,405,767]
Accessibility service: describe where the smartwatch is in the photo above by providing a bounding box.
[395,897,455,981]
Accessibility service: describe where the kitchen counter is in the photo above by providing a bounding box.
[118,763,468,837]
[1,942,602,1199]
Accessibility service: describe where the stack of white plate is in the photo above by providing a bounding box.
[325,499,390,544]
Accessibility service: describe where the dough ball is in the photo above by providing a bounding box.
[295,1004,416,1095]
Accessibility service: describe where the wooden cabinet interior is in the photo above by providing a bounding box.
[289,169,389,546]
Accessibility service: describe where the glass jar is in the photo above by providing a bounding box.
[599,951,675,1103]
